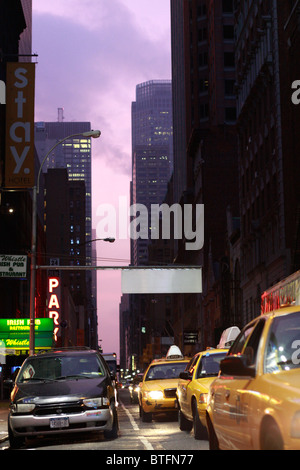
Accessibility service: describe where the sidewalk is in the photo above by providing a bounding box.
[0,401,9,443]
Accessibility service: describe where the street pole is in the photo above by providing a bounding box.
[29,130,101,355]
[29,185,37,356]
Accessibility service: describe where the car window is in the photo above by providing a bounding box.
[185,354,200,375]
[229,321,257,355]
[145,362,188,381]
[195,352,227,378]
[264,311,300,373]
[242,319,265,367]
[17,354,106,382]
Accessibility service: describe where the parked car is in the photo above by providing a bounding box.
[139,346,189,422]
[8,348,119,448]
[177,348,228,439]
[206,306,300,450]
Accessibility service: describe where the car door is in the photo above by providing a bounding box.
[212,319,265,449]
[178,355,198,419]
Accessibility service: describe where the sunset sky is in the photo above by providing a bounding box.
[32,0,172,356]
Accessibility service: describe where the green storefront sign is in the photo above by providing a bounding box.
[0,318,54,350]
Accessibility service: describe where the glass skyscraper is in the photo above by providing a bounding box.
[131,80,173,266]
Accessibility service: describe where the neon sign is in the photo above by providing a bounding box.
[48,277,61,341]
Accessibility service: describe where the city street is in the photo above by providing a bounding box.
[0,388,208,452]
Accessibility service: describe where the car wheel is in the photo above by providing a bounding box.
[260,420,283,450]
[104,404,119,439]
[141,406,152,422]
[192,400,207,440]
[178,408,193,431]
[206,413,219,450]
[8,421,25,449]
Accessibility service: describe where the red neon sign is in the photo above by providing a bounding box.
[48,277,61,341]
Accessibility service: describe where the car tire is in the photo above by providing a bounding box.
[141,406,152,422]
[178,408,193,431]
[260,420,283,450]
[192,400,207,440]
[206,413,219,450]
[104,404,119,439]
[8,420,25,449]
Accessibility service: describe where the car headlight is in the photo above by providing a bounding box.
[11,403,36,414]
[291,411,300,438]
[83,397,110,408]
[145,390,164,400]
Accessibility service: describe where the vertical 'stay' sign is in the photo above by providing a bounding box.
[5,63,35,188]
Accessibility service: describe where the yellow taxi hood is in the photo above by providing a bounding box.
[143,378,181,391]
[263,369,300,398]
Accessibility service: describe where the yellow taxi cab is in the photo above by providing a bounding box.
[206,305,300,450]
[177,348,229,439]
[139,346,189,422]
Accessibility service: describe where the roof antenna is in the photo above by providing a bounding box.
[57,107,64,122]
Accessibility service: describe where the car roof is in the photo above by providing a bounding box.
[262,305,300,318]
[32,348,99,359]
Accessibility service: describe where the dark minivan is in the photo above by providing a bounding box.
[8,348,118,448]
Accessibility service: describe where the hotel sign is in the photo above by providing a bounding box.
[5,63,35,188]
[0,318,54,350]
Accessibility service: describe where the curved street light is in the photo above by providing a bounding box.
[29,130,101,355]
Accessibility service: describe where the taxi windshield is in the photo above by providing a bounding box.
[17,355,106,383]
[145,362,188,381]
[264,311,300,373]
[196,352,227,378]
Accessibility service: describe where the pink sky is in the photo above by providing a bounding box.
[32,0,172,357]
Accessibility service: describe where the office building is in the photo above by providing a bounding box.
[34,118,98,348]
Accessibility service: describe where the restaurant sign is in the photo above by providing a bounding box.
[0,255,27,279]
[0,318,54,350]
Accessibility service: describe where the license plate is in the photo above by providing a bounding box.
[49,417,69,429]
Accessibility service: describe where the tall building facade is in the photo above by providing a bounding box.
[127,80,173,368]
[170,0,239,350]
[131,80,173,266]
[34,119,98,348]
[19,0,32,59]
[235,0,300,325]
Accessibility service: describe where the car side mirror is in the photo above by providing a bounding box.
[179,371,192,380]
[220,355,256,378]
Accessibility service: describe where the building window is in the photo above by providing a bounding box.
[223,0,233,13]
[224,52,235,67]
[223,25,234,40]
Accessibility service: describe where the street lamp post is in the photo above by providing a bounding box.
[29,130,101,356]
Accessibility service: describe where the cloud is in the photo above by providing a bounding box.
[33,0,171,175]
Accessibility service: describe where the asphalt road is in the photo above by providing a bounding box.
[0,388,209,452]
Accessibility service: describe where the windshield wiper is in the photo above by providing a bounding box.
[21,377,56,382]
[55,375,92,380]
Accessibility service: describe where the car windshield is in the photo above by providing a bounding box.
[264,311,300,373]
[17,354,106,383]
[145,362,188,381]
[195,352,227,378]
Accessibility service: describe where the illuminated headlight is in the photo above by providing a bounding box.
[145,390,164,400]
[11,403,36,413]
[291,411,300,438]
[199,393,208,404]
[83,397,110,408]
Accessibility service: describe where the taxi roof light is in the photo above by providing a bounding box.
[217,326,240,349]
[165,345,184,360]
